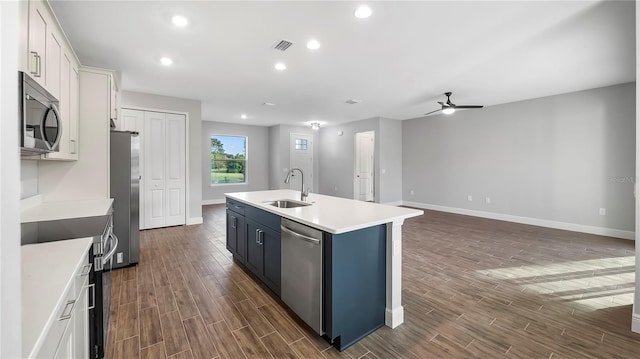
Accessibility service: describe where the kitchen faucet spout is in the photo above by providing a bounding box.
[284,168,308,202]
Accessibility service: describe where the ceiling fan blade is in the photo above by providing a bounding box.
[437,101,444,105]
[453,105,484,109]
[424,109,443,115]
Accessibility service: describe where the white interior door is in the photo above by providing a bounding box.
[141,111,186,229]
[354,131,374,201]
[144,111,166,229]
[164,113,186,226]
[289,133,314,192]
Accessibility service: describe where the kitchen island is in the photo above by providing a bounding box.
[225,189,422,350]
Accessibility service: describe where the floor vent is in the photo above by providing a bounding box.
[273,39,294,51]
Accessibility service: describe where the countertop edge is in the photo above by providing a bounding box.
[22,238,93,358]
[225,191,423,234]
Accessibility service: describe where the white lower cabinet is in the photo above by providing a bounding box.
[32,251,90,358]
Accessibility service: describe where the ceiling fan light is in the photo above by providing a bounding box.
[310,122,320,130]
[442,107,456,115]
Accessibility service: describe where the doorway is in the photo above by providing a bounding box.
[354,131,375,202]
[289,133,314,192]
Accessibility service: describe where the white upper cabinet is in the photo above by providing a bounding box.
[27,0,47,86]
[24,0,81,161]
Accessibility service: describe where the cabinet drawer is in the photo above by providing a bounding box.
[226,198,245,216]
[246,205,281,232]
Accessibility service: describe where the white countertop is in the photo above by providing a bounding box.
[225,190,423,234]
[21,198,114,223]
[22,238,93,357]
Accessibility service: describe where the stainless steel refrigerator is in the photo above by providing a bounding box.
[110,131,140,268]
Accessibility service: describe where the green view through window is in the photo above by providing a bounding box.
[211,135,247,184]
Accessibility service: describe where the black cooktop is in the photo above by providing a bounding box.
[21,215,110,245]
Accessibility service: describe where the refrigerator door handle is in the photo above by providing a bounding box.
[103,233,119,266]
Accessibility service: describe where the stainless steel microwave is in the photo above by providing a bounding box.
[19,71,62,155]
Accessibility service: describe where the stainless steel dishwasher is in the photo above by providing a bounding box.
[281,218,324,335]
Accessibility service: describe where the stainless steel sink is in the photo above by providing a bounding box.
[265,200,311,208]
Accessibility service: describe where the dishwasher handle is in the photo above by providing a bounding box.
[281,225,321,245]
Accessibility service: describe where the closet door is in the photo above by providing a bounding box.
[143,111,167,229]
[165,113,186,226]
[141,111,186,229]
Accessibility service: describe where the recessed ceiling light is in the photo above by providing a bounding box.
[274,62,287,71]
[262,102,276,106]
[160,57,173,66]
[354,6,372,19]
[306,39,320,50]
[171,15,188,27]
[310,122,320,130]
[241,114,247,119]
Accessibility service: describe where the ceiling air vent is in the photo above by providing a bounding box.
[273,39,294,51]
[346,99,363,104]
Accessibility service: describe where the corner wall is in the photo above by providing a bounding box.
[268,124,319,192]
[317,117,403,204]
[122,91,203,223]
[0,1,22,357]
[403,83,636,237]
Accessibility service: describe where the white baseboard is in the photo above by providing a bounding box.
[186,217,203,225]
[402,201,635,240]
[202,198,225,205]
[632,313,640,333]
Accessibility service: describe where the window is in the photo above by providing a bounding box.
[294,138,308,150]
[210,135,247,185]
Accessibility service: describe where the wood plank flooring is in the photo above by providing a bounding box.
[106,204,640,358]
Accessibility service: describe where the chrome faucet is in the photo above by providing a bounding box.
[284,168,309,202]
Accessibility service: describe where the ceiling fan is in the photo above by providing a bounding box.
[425,92,484,115]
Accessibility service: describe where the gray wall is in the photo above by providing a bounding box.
[403,82,636,232]
[379,118,403,204]
[121,91,203,222]
[202,121,270,201]
[268,124,319,192]
[317,117,404,204]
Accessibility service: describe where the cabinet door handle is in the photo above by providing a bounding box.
[258,230,264,245]
[59,300,76,320]
[87,283,95,310]
[70,139,76,154]
[35,54,42,78]
[231,216,236,229]
[79,263,92,276]
[255,229,260,244]
[29,51,40,77]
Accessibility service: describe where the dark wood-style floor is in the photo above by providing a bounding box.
[106,204,640,359]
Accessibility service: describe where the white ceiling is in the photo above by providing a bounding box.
[49,0,635,127]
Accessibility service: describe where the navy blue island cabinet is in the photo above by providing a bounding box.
[225,198,386,351]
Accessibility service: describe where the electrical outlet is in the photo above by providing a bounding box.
[599,208,606,216]
[467,195,473,202]
[485,197,491,204]
[117,252,123,263]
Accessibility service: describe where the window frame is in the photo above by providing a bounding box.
[209,134,248,186]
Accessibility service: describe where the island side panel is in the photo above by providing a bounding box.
[324,225,386,351]
[385,220,405,328]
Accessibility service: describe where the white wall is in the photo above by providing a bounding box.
[632,0,639,334]
[317,117,403,204]
[20,160,38,199]
[202,121,270,203]
[403,83,636,237]
[0,1,22,357]
[122,91,203,223]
